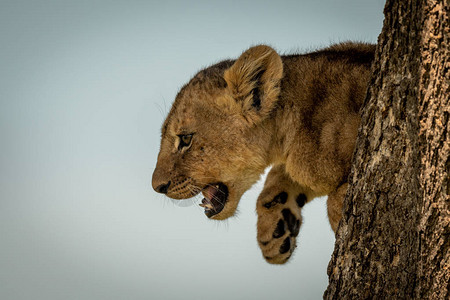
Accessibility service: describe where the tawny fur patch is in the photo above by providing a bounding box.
[152,42,375,263]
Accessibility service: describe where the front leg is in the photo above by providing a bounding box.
[256,165,315,264]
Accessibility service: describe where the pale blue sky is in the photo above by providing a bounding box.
[0,1,384,299]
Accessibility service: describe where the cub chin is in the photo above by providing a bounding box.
[152,42,375,263]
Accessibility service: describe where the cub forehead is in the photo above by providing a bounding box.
[161,92,207,138]
[170,105,196,135]
[167,91,226,133]
[161,88,196,137]
[161,60,232,137]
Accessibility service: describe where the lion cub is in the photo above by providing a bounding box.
[152,42,375,264]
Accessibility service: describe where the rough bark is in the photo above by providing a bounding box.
[324,0,449,299]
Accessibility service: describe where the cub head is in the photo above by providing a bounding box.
[152,45,283,219]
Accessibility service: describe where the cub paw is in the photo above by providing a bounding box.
[257,191,304,264]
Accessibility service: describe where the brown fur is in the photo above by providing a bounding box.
[152,42,375,263]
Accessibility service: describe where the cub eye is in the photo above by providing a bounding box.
[178,134,193,150]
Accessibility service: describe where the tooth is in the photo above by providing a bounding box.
[199,202,213,209]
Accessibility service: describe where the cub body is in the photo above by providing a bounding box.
[152,43,374,263]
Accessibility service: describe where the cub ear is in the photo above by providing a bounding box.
[222,45,283,124]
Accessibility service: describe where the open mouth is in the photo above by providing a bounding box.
[199,182,229,218]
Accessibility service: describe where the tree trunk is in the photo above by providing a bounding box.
[324,0,449,299]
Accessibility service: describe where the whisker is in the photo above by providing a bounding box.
[204,183,227,196]
[209,193,226,207]
[155,102,165,119]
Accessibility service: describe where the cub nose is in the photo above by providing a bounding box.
[152,163,172,194]
[154,181,171,194]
